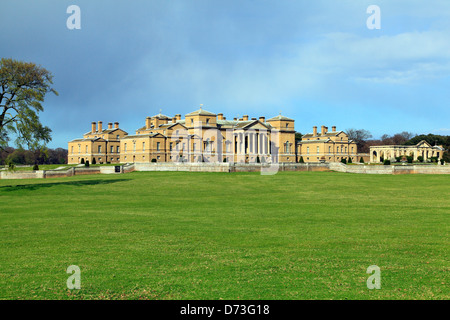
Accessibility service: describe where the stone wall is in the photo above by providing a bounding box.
[328,162,450,174]
[1,162,448,179]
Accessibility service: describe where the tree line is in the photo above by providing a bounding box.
[0,147,68,166]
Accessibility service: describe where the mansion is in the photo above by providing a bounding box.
[68,108,367,165]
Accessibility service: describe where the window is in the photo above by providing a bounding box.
[116,135,119,139]
[351,147,354,154]
[170,143,173,151]
[124,143,127,152]
[143,142,145,152]
[78,145,81,153]
[329,146,331,153]
[193,143,196,151]
[86,146,88,153]
[206,118,210,125]
[110,146,114,153]
[117,146,120,153]
[98,146,102,153]
[307,147,309,154]
[157,142,160,151]
[286,123,289,128]
[317,146,320,154]
[71,146,74,154]
[191,119,194,124]
[133,143,136,152]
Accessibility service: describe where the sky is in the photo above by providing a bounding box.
[1,0,449,148]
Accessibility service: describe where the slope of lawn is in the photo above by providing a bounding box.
[0,171,448,299]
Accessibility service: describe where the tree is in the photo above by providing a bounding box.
[0,58,57,151]
[295,132,303,142]
[346,128,373,153]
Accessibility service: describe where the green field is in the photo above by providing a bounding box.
[0,171,448,300]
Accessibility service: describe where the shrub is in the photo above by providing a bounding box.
[380,156,384,163]
[341,158,347,164]
[440,159,444,165]
[395,156,401,162]
[299,156,304,163]
[151,158,157,163]
[383,159,391,165]
[417,156,424,162]
[406,156,413,163]
[359,157,364,163]
[92,158,97,165]
[80,158,85,164]
[32,164,39,171]
[348,157,352,164]
[85,160,90,167]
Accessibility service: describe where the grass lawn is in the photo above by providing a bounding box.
[0,171,448,300]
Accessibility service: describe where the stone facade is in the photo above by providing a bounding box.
[68,108,370,165]
[68,121,128,164]
[296,125,367,163]
[370,140,444,163]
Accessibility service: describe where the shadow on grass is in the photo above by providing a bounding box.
[0,178,129,192]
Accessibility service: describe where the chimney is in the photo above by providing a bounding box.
[98,121,103,133]
[114,122,119,129]
[233,117,237,121]
[251,117,257,120]
[153,117,160,128]
[172,117,177,123]
[223,116,226,120]
[325,126,328,134]
[259,116,265,122]
[217,113,224,120]
[321,125,325,135]
[91,122,96,133]
[108,122,113,130]
[243,115,249,121]
[332,126,336,132]
[176,114,181,121]
[146,117,151,129]
[313,126,317,136]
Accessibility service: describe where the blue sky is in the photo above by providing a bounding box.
[1,0,449,148]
